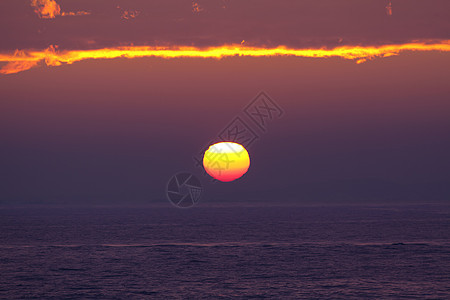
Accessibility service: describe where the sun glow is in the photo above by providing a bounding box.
[1,40,450,74]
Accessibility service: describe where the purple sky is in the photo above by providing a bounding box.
[0,1,449,205]
[0,0,449,51]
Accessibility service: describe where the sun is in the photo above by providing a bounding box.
[203,142,250,182]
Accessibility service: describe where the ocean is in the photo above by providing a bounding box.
[0,205,449,299]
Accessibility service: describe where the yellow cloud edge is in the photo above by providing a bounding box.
[1,40,450,74]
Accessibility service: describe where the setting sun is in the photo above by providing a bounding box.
[203,142,250,182]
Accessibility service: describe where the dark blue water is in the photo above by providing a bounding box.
[1,205,449,299]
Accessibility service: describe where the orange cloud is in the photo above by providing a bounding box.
[61,11,91,17]
[30,0,90,19]
[30,0,60,19]
[0,61,39,75]
[192,2,204,14]
[386,1,393,16]
[1,40,449,75]
[121,10,141,20]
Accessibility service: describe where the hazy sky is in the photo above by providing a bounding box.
[0,0,449,205]
[1,0,449,50]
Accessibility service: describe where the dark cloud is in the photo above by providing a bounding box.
[0,0,449,51]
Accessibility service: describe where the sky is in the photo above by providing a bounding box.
[0,0,449,205]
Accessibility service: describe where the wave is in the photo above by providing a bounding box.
[0,241,448,249]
